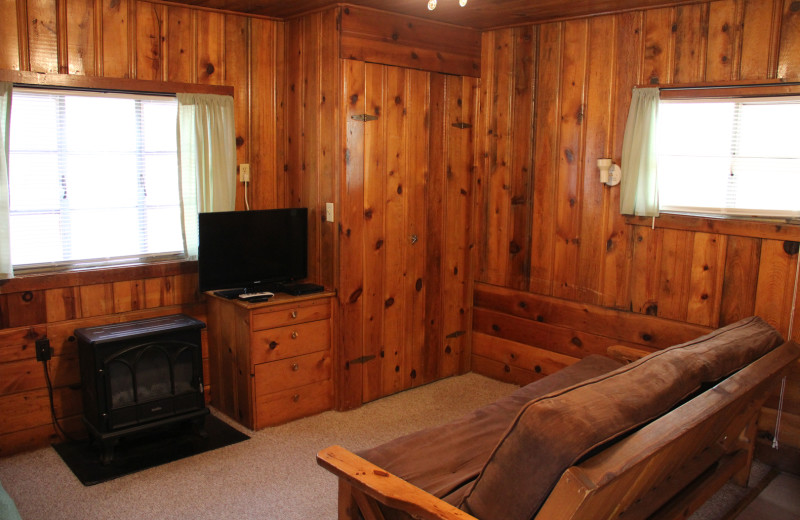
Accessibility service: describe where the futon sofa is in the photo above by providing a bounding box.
[318,316,799,520]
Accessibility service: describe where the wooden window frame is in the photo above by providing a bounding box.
[626,80,800,240]
[0,70,232,288]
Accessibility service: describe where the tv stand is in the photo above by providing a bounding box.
[205,290,335,429]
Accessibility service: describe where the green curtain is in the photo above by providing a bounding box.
[177,93,237,258]
[620,87,660,217]
[0,82,12,279]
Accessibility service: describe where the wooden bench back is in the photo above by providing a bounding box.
[535,340,799,520]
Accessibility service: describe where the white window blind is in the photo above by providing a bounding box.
[657,96,800,219]
[8,88,185,272]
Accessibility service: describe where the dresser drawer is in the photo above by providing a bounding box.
[251,320,330,365]
[256,379,333,428]
[252,302,331,331]
[254,350,331,396]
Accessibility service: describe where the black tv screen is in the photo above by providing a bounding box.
[198,208,308,292]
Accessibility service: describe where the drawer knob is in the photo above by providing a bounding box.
[269,341,278,350]
[291,331,299,339]
[290,311,298,319]
[291,363,300,371]
[292,394,300,402]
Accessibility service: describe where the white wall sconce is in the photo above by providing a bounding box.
[597,158,621,186]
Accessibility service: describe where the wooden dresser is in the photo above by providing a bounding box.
[206,291,335,429]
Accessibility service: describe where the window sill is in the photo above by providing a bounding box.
[0,260,198,294]
[624,213,800,242]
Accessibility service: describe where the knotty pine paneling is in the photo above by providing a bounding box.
[282,9,339,290]
[0,273,208,456]
[0,0,282,455]
[474,0,800,453]
[338,61,476,408]
[339,5,481,78]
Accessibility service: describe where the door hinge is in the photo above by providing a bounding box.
[452,122,472,129]
[350,355,376,365]
[351,114,379,122]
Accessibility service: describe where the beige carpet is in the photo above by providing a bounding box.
[0,372,771,520]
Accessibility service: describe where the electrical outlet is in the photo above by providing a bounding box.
[239,164,251,183]
[35,338,52,362]
[325,202,334,222]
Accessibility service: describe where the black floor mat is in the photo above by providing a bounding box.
[52,414,249,486]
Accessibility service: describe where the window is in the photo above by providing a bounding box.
[8,88,185,272]
[657,95,800,219]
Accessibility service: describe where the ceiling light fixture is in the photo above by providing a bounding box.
[428,0,468,10]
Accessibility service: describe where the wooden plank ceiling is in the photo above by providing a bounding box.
[171,0,704,29]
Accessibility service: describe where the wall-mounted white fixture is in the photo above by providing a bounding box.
[597,158,622,187]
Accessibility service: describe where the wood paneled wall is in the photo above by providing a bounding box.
[282,9,340,290]
[338,62,478,409]
[0,0,283,210]
[474,0,800,456]
[282,7,481,410]
[0,0,283,455]
[339,6,481,78]
[0,264,207,455]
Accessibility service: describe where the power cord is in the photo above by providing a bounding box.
[36,338,76,442]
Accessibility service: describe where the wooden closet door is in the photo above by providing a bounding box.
[338,61,478,408]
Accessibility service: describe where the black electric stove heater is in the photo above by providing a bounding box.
[75,314,209,464]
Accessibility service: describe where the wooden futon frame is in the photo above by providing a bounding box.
[318,341,798,520]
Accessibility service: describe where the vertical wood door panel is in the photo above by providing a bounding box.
[337,58,366,410]
[361,63,387,403]
[340,61,474,405]
[381,66,409,399]
[405,68,430,391]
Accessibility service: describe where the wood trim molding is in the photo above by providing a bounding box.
[659,82,800,99]
[0,261,198,293]
[636,78,800,90]
[625,214,800,242]
[0,69,234,97]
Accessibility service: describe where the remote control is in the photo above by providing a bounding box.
[238,291,274,300]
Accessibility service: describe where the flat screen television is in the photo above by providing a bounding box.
[198,208,308,293]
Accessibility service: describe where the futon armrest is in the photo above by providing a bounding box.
[607,344,654,364]
[317,445,478,520]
